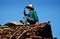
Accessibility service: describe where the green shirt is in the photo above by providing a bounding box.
[27,10,39,22]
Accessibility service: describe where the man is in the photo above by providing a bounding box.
[20,4,39,25]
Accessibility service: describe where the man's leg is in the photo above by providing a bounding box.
[20,16,28,25]
[27,16,36,24]
[20,16,36,25]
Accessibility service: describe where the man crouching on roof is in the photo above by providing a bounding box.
[20,4,39,25]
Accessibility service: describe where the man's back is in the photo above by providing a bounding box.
[27,10,39,22]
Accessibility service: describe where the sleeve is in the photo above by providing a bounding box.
[24,10,27,16]
[33,11,39,22]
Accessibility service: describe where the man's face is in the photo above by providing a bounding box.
[28,8,31,11]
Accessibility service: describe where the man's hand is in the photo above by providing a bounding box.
[24,8,25,13]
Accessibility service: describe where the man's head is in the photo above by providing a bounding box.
[26,4,34,11]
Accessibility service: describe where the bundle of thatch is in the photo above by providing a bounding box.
[0,21,54,39]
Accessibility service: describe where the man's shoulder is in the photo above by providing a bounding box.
[29,10,36,14]
[33,10,36,12]
[31,11,36,14]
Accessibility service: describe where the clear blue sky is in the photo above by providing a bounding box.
[0,0,60,39]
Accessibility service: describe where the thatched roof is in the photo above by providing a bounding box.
[4,21,23,26]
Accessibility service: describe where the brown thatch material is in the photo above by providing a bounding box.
[4,22,21,26]
[0,21,54,39]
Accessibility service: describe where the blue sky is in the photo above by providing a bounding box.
[0,0,60,39]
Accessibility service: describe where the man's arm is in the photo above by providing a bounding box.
[24,8,27,16]
[34,11,39,22]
